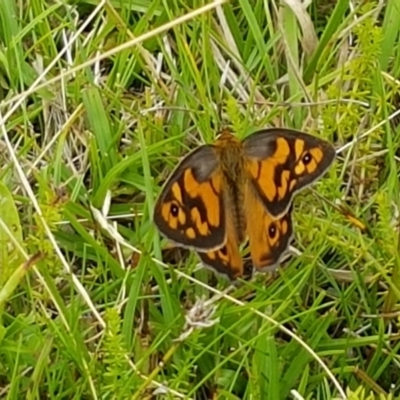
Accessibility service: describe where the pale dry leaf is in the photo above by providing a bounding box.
[282,0,318,56]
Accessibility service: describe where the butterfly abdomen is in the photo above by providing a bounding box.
[223,174,246,244]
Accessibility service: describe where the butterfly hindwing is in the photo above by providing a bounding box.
[243,128,336,218]
[196,212,243,280]
[153,145,226,251]
[245,185,293,271]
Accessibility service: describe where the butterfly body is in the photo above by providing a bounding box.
[154,128,335,280]
[214,131,248,244]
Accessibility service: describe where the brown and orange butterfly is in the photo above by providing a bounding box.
[153,128,335,280]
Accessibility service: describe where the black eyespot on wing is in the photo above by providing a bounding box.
[302,152,312,165]
[219,245,228,256]
[268,222,277,239]
[170,203,179,217]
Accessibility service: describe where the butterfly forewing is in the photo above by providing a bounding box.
[243,128,336,218]
[153,145,226,251]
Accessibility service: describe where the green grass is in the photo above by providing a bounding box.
[1,0,400,399]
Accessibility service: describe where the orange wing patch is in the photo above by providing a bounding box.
[184,169,221,228]
[246,138,292,203]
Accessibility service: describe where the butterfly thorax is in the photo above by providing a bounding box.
[215,132,247,243]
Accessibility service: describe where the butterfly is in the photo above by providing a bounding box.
[153,128,336,280]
